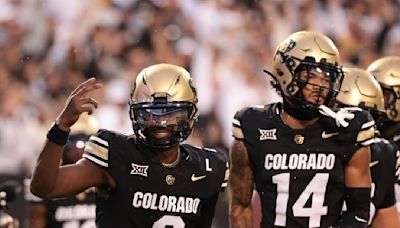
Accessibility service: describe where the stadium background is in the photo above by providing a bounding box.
[0,0,399,227]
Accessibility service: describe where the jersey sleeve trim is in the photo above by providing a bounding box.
[232,118,244,139]
[89,135,109,147]
[82,153,108,167]
[232,118,241,127]
[204,147,217,153]
[361,120,375,130]
[221,162,229,190]
[395,150,400,181]
[85,140,109,161]
[356,126,375,144]
[83,135,109,167]
[360,138,375,146]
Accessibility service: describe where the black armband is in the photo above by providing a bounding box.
[47,122,70,146]
[337,187,371,228]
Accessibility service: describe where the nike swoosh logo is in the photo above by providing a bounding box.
[355,216,368,223]
[321,131,339,139]
[370,160,379,167]
[191,174,206,182]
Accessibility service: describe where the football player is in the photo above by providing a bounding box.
[229,31,374,228]
[367,56,400,140]
[367,56,400,215]
[28,113,98,228]
[336,67,400,228]
[30,63,229,227]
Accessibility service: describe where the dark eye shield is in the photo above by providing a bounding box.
[144,107,185,116]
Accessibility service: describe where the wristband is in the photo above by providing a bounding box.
[47,122,70,146]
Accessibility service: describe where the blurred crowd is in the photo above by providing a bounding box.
[0,0,399,177]
[1,0,400,227]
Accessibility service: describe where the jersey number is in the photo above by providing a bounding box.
[272,173,329,227]
[153,215,185,228]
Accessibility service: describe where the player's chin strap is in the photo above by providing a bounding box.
[318,105,361,128]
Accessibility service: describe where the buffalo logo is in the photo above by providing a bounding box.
[294,134,305,144]
[165,175,175,185]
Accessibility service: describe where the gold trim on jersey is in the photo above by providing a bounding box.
[232,126,244,139]
[356,126,375,143]
[85,141,109,161]
[224,169,230,182]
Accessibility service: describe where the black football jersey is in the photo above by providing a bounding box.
[83,130,228,228]
[369,137,397,223]
[43,191,96,228]
[232,103,375,228]
[389,131,400,183]
[386,131,400,214]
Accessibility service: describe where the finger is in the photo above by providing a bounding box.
[79,97,99,109]
[77,105,96,115]
[74,82,103,98]
[71,77,97,95]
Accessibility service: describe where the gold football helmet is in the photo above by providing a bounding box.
[337,68,385,123]
[129,63,198,149]
[367,56,400,121]
[267,31,343,115]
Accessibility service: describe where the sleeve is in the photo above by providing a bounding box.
[221,161,229,192]
[82,129,111,168]
[232,110,245,140]
[395,145,400,184]
[354,111,375,149]
[232,107,257,140]
[204,147,229,192]
[195,193,219,228]
[341,110,375,165]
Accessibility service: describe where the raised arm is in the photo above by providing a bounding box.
[30,78,113,198]
[229,139,254,228]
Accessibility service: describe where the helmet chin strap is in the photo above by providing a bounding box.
[282,98,320,120]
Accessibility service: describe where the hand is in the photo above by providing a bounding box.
[56,77,102,131]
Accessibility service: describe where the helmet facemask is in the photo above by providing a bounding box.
[381,86,400,122]
[290,58,343,110]
[276,57,343,120]
[130,95,198,150]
